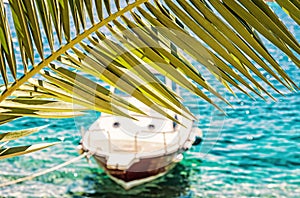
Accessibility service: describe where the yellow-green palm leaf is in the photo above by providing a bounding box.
[0,0,298,121]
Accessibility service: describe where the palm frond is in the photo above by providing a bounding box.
[0,142,58,160]
[0,126,58,159]
[0,0,298,120]
[0,125,48,142]
[0,82,86,124]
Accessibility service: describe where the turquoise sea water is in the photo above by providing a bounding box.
[0,3,299,197]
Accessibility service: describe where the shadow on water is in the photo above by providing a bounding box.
[67,163,194,198]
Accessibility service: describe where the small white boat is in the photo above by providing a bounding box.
[80,73,202,189]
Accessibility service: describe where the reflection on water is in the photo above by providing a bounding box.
[67,163,194,198]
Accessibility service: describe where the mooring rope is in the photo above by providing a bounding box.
[0,152,89,188]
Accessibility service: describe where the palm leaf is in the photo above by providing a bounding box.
[0,85,86,122]
[0,125,48,142]
[276,0,300,26]
[0,142,58,160]
[0,115,19,125]
[0,0,298,121]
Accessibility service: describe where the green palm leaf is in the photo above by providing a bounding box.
[0,125,58,160]
[0,0,298,121]
[0,125,48,142]
[0,142,58,160]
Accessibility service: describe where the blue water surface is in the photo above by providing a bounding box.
[0,3,299,197]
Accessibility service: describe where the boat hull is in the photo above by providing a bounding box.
[80,96,200,189]
[93,151,183,189]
